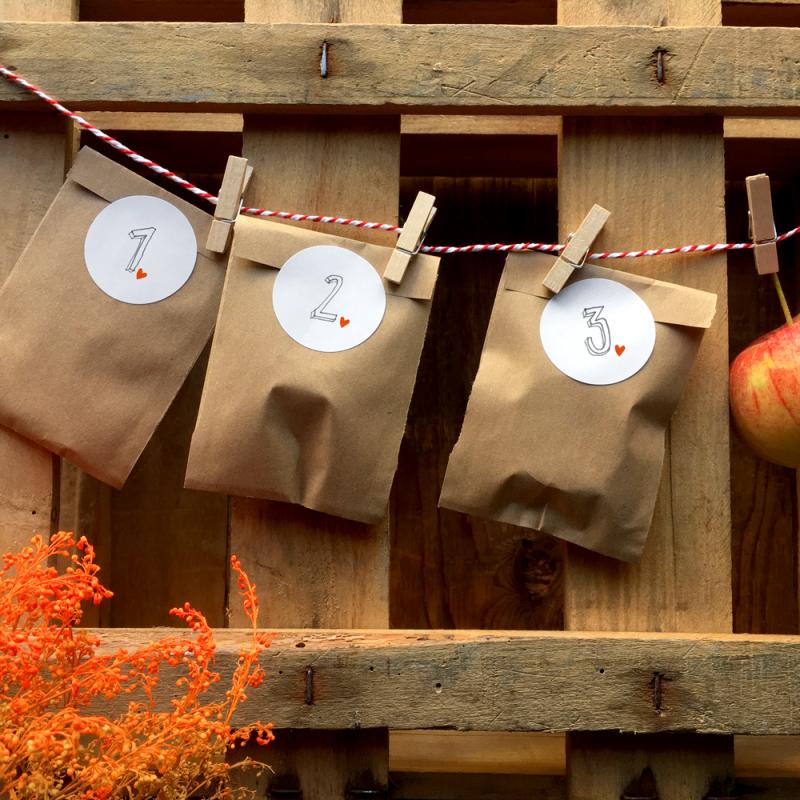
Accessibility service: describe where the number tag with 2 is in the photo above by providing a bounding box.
[272,245,387,353]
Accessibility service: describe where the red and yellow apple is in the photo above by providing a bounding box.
[729,315,800,468]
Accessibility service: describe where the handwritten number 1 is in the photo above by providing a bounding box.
[310,274,344,322]
[125,227,157,273]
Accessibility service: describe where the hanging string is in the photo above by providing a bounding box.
[2,64,798,260]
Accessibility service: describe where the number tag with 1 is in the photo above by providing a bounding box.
[84,195,198,304]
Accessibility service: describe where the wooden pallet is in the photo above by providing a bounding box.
[1,0,800,797]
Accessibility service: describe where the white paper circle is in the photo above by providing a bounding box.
[539,277,656,385]
[272,245,387,353]
[84,195,197,304]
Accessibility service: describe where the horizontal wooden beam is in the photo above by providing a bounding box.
[93,629,800,734]
[3,23,800,114]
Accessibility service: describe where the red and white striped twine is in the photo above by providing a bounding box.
[2,64,798,260]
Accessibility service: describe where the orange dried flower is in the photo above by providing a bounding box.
[0,533,273,799]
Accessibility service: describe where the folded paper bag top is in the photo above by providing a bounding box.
[185,214,440,524]
[0,147,226,487]
[439,252,717,563]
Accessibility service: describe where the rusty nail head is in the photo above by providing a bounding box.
[305,665,314,705]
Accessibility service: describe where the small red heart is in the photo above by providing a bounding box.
[615,344,625,356]
[339,317,350,328]
[136,267,148,280]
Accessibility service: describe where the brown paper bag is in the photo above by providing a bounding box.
[0,147,226,487]
[439,253,717,562]
[185,215,440,523]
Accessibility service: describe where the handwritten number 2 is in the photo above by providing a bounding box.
[125,227,157,273]
[310,274,344,322]
[582,305,611,356]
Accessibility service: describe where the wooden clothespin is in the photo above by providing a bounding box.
[542,204,611,293]
[745,173,779,275]
[384,191,437,284]
[206,155,253,254]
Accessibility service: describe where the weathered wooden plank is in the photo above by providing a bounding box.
[559,0,733,796]
[389,731,800,778]
[390,730,565,775]
[102,348,228,628]
[3,24,800,114]
[390,177,562,630]
[75,111,244,132]
[0,0,75,554]
[88,628,800,735]
[726,181,798,635]
[230,3,397,798]
[0,0,75,18]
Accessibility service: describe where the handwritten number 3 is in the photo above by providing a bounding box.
[310,274,344,322]
[583,305,611,356]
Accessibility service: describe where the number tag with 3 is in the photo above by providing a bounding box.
[84,195,197,304]
[272,245,387,353]
[539,277,656,385]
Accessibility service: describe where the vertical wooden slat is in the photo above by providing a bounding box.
[234,1,399,794]
[0,0,76,552]
[391,176,563,631]
[558,0,734,797]
[727,181,798,635]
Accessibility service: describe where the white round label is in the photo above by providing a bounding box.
[84,195,197,305]
[539,277,656,385]
[272,245,387,353]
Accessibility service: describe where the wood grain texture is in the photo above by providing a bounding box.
[104,349,228,628]
[389,731,800,778]
[558,0,720,23]
[53,139,232,631]
[390,730,565,775]
[568,733,732,800]
[560,119,732,634]
[4,24,800,113]
[391,177,562,631]
[559,0,733,796]
[57,465,111,627]
[88,627,800,735]
[727,181,798,635]
[0,0,74,553]
[234,729,389,799]
[0,0,75,19]
[229,120,399,631]
[235,2,397,795]
[247,0,398,21]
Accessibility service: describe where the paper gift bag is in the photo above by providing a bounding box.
[0,147,226,487]
[439,253,717,562]
[185,214,440,523]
